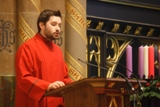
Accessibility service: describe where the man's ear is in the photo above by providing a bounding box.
[39,22,44,29]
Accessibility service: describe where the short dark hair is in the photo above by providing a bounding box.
[37,9,61,32]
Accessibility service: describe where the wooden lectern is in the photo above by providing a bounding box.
[45,78,146,107]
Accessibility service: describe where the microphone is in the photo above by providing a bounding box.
[110,61,143,92]
[78,58,135,92]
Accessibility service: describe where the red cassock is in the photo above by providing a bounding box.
[15,33,73,107]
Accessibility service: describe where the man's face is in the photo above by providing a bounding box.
[41,16,61,41]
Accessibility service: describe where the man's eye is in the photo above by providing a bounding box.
[51,24,56,26]
[51,24,61,28]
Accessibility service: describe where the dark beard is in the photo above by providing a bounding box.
[46,32,60,41]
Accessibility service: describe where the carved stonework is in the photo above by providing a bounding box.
[0,20,15,53]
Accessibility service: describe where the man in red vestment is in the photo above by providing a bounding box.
[15,10,73,107]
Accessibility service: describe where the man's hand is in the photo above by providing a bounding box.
[47,81,65,92]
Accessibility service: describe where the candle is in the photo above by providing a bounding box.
[138,46,144,79]
[126,45,132,78]
[144,45,148,79]
[148,46,154,79]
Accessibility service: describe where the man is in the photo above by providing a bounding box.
[15,9,73,107]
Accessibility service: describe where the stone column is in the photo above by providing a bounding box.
[0,0,17,106]
[18,0,41,45]
[65,0,87,81]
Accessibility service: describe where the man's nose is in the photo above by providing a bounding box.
[56,25,60,31]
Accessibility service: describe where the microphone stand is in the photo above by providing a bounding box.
[110,61,143,107]
[78,59,135,92]
[110,61,144,92]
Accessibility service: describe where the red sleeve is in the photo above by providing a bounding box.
[15,44,50,101]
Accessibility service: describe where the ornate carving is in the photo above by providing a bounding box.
[106,36,132,77]
[111,23,120,33]
[96,21,104,30]
[147,28,155,37]
[87,20,92,28]
[106,95,124,107]
[123,25,132,34]
[89,35,101,76]
[134,27,142,35]
[0,20,15,52]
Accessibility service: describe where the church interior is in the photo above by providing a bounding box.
[0,0,160,107]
